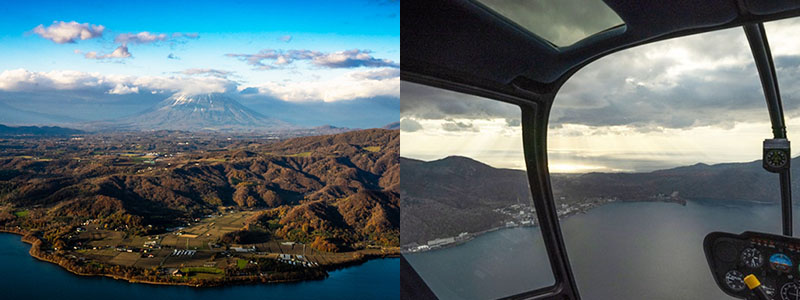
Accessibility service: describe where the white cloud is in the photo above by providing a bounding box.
[248,69,399,102]
[115,32,167,44]
[80,45,132,60]
[226,49,398,69]
[107,84,139,95]
[0,67,397,101]
[32,21,104,44]
[0,69,234,96]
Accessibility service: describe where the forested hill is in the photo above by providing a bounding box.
[0,128,399,248]
[400,155,796,244]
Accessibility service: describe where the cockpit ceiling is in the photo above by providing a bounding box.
[401,0,800,96]
[473,0,625,47]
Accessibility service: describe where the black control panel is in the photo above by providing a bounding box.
[705,231,800,300]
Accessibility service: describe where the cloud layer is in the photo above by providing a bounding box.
[32,21,105,44]
[0,69,235,96]
[0,68,398,102]
[401,20,800,133]
[246,68,399,102]
[226,49,398,70]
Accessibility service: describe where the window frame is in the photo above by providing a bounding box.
[400,71,581,300]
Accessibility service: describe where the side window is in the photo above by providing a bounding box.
[765,18,800,233]
[400,81,554,299]
[549,27,781,299]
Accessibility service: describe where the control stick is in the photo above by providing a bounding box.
[744,274,772,300]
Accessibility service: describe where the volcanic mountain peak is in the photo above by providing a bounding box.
[120,93,293,131]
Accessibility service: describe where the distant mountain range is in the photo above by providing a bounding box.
[0,124,83,136]
[400,155,794,244]
[0,101,80,125]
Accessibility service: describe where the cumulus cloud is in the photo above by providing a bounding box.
[0,69,235,96]
[107,84,139,95]
[313,49,399,68]
[225,49,398,70]
[167,53,179,60]
[442,120,478,132]
[400,118,423,132]
[32,21,104,44]
[115,32,167,44]
[79,45,132,60]
[247,69,399,102]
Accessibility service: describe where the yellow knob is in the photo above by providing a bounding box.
[744,274,761,290]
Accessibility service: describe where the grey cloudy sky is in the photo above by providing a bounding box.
[401,18,800,173]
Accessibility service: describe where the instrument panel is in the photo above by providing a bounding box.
[704,231,800,300]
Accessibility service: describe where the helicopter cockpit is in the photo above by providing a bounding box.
[401,1,800,299]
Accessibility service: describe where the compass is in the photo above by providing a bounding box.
[766,149,788,169]
[763,139,791,173]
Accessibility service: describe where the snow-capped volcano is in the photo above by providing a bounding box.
[119,93,292,131]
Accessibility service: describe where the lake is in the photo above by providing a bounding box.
[0,233,398,300]
[404,200,800,299]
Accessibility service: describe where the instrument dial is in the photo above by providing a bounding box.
[741,247,763,268]
[724,270,746,292]
[771,253,794,273]
[781,282,800,300]
[767,149,789,169]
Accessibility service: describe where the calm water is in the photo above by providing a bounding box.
[0,233,398,300]
[405,200,800,300]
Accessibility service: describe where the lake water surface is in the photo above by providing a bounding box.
[405,200,800,299]
[0,233,398,300]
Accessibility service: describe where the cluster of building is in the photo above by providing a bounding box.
[230,246,256,253]
[277,254,319,268]
[494,203,537,227]
[405,232,472,253]
[171,249,196,256]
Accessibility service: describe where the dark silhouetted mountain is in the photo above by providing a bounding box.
[400,156,531,244]
[400,155,794,244]
[0,124,83,136]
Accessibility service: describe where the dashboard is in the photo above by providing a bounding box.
[705,231,800,300]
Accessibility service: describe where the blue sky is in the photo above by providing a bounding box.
[0,0,399,104]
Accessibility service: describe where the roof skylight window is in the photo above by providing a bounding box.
[474,0,625,47]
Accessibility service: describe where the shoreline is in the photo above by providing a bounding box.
[0,228,397,288]
[405,197,792,254]
[404,197,690,254]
